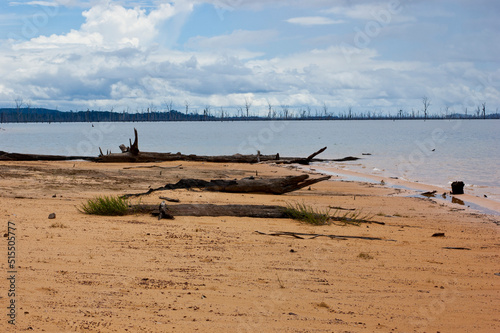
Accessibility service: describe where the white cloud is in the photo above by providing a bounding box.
[13,1,184,49]
[186,29,278,53]
[79,2,177,47]
[324,3,416,23]
[286,16,343,26]
[1,0,499,114]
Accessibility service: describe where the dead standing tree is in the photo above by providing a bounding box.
[422,97,431,120]
[14,97,23,123]
[244,97,252,119]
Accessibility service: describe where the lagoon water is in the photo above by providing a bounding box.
[1,119,499,201]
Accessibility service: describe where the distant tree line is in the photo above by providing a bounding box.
[0,108,219,123]
[0,99,498,123]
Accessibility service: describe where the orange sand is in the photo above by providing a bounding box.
[0,160,499,332]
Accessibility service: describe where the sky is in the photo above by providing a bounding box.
[0,0,499,116]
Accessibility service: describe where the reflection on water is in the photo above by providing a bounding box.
[451,196,465,206]
[411,191,499,216]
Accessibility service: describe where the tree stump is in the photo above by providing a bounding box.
[451,181,464,195]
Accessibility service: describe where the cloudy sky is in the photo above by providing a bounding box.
[1,0,499,116]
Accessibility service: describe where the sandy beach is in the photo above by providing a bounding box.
[1,160,499,332]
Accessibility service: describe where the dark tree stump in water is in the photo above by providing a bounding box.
[451,181,464,195]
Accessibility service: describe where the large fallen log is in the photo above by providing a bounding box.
[280,147,327,165]
[129,203,385,228]
[0,151,95,161]
[95,151,282,163]
[271,155,360,164]
[0,128,358,164]
[123,174,331,198]
[94,128,354,164]
[94,128,282,163]
[132,203,288,218]
[267,147,361,164]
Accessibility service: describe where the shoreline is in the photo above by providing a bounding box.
[300,163,500,216]
[0,160,498,332]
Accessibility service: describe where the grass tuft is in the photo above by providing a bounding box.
[358,252,374,260]
[284,202,331,225]
[49,222,67,228]
[79,195,129,216]
[331,209,375,226]
[276,273,285,289]
[285,201,374,226]
[317,301,330,308]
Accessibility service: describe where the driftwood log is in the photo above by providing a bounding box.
[95,129,358,164]
[0,128,360,164]
[129,201,386,235]
[277,146,327,165]
[132,203,288,218]
[95,128,282,163]
[123,174,331,198]
[129,203,385,228]
[0,151,95,161]
[96,151,281,163]
[271,146,360,164]
[254,231,395,241]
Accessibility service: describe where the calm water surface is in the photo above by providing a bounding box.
[1,120,499,201]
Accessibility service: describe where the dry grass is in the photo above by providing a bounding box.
[285,201,374,226]
[358,252,374,260]
[317,301,330,309]
[49,222,67,228]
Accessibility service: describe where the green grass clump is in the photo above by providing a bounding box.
[79,195,129,216]
[284,202,331,225]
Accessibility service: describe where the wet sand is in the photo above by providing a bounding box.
[0,160,499,332]
[304,163,500,215]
